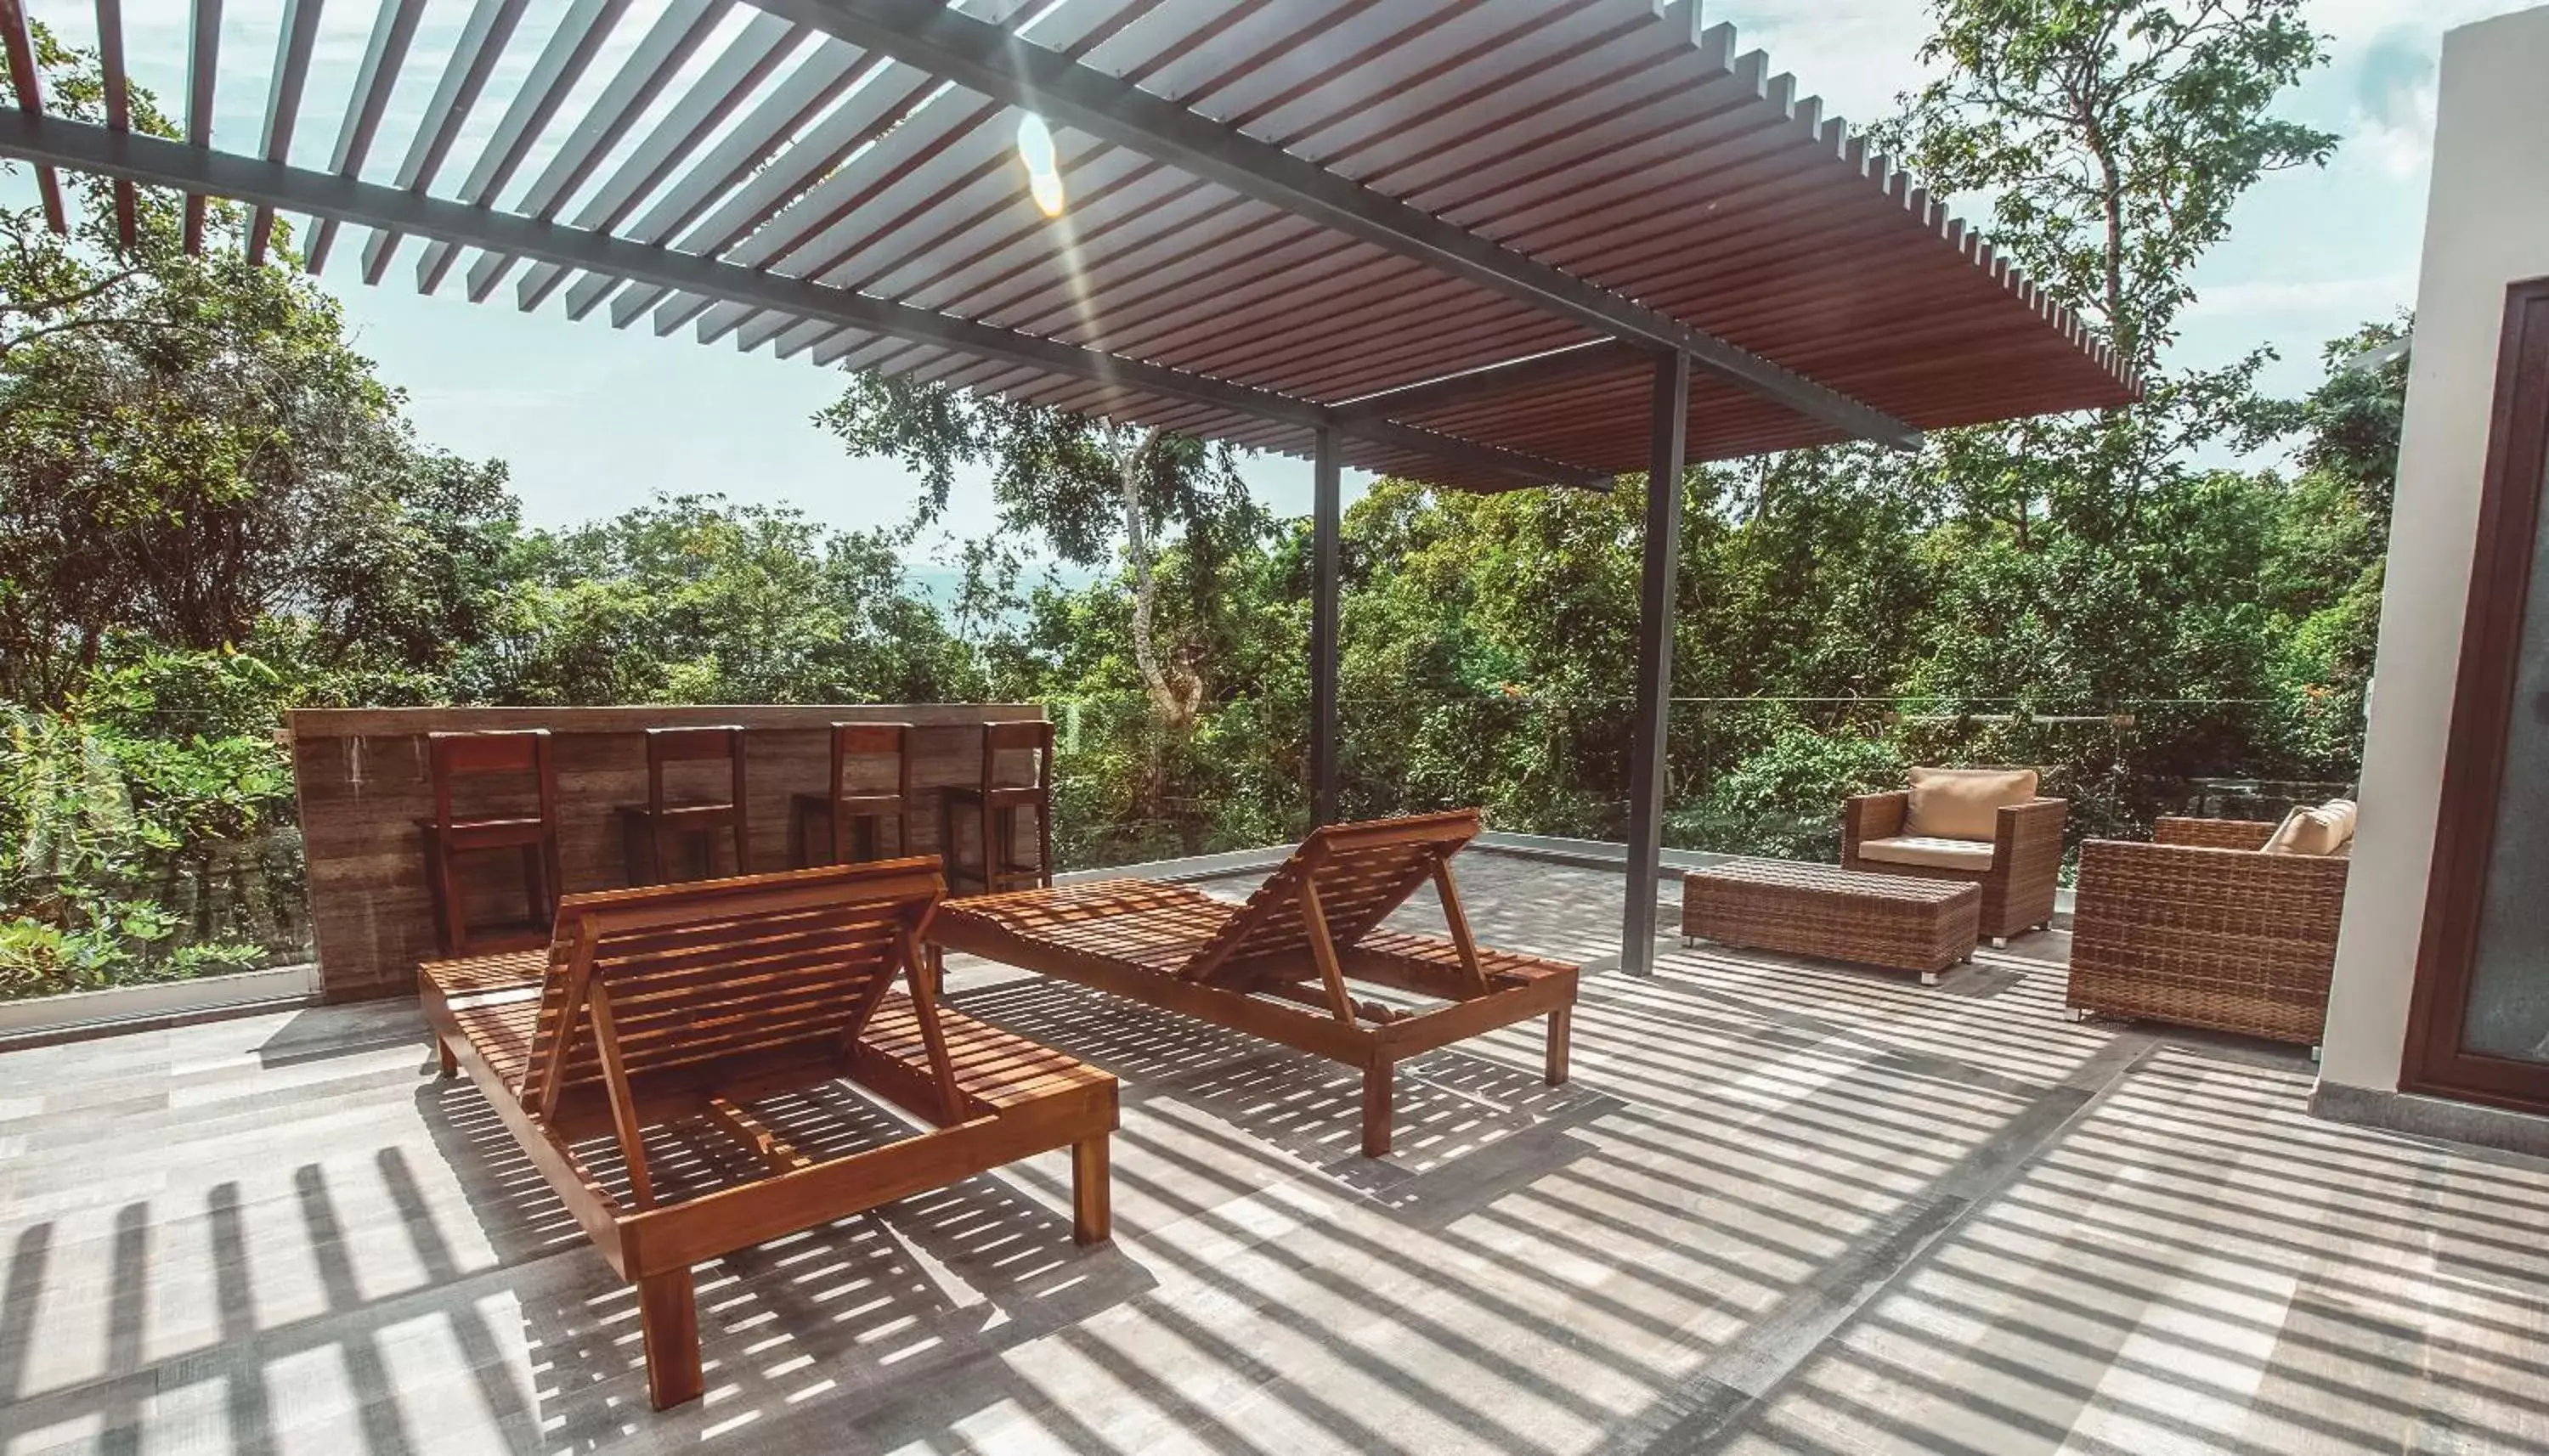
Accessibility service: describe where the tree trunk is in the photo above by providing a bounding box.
[1118,428,1201,730]
[2086,120,2141,536]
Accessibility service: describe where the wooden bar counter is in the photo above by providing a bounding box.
[287,704,1048,1000]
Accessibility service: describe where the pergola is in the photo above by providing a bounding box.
[0,0,2135,973]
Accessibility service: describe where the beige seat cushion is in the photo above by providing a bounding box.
[1903,766,2040,842]
[2264,799,2359,856]
[1856,835,1998,872]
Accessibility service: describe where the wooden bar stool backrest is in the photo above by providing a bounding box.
[982,719,1055,889]
[829,721,914,862]
[980,719,1055,795]
[424,730,562,952]
[516,859,958,1136]
[430,729,558,839]
[645,725,749,874]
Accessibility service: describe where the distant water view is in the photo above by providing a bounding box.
[902,562,1105,612]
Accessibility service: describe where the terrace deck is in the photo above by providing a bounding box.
[3,849,2545,1454]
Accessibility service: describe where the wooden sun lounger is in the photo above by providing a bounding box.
[417,859,1116,1410]
[930,810,1577,1157]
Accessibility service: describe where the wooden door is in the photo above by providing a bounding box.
[2404,276,2549,1111]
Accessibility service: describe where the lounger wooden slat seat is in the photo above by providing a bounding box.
[931,810,1578,1157]
[418,859,1116,1411]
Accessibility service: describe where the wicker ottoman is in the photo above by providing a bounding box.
[1681,861,1981,983]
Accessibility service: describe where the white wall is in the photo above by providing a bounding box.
[2320,4,2549,1091]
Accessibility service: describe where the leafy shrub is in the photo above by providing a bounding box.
[1676,726,1908,862]
[0,652,300,1000]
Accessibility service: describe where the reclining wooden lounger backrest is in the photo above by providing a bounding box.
[1180,810,1487,1015]
[516,859,958,1205]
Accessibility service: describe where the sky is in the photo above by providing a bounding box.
[26,0,2529,558]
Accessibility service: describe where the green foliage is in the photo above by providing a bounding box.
[0,691,289,1000]
[1680,727,1911,862]
[1879,0,2337,365]
[0,32,475,995]
[464,494,978,707]
[821,375,1283,850]
[1864,0,2345,766]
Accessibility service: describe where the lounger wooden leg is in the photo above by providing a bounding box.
[1360,1060,1393,1158]
[1544,1007,1571,1087]
[434,1037,457,1078]
[1072,1136,1111,1245]
[637,1269,703,1410]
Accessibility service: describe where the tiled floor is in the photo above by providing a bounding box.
[3,852,2546,1454]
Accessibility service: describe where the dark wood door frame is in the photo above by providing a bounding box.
[2402,275,2549,1112]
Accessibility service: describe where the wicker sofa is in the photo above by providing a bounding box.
[2067,817,2349,1047]
[1842,786,2069,944]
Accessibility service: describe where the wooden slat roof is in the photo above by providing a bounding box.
[0,0,2138,492]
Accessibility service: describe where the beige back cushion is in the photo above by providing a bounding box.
[2263,799,2359,856]
[1903,767,2040,842]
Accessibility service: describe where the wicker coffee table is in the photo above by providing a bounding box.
[1681,861,1981,983]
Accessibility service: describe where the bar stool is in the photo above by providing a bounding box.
[418,730,561,957]
[618,725,749,886]
[941,720,1055,896]
[790,722,915,867]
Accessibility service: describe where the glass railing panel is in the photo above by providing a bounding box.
[2,708,310,1003]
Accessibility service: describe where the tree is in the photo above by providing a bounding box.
[1856,0,2338,781]
[0,25,525,992]
[0,23,512,709]
[817,377,1270,722]
[1883,0,2335,370]
[1874,0,2337,546]
[2289,318,2409,538]
[817,375,1277,850]
[2257,320,2408,773]
[460,494,979,708]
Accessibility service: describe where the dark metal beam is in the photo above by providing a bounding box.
[1310,429,1342,828]
[742,0,1920,452]
[1621,349,1691,977]
[0,112,1609,494]
[1331,341,1648,426]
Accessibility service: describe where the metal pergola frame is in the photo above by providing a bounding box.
[0,0,2138,975]
[751,0,1923,452]
[0,117,1609,494]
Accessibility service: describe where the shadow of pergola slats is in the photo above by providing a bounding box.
[3,853,2547,1454]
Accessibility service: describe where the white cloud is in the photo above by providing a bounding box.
[2190,273,2419,324]
[1720,0,1941,133]
[2348,26,2443,178]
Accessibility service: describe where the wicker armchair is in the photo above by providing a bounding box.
[1842,789,2069,943]
[2067,817,2348,1047]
